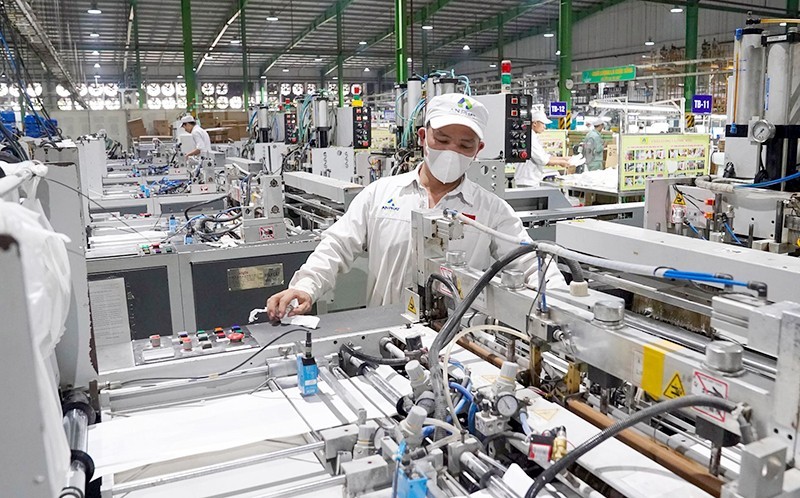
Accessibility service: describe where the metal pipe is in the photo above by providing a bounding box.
[253,474,346,498]
[709,444,722,476]
[362,364,403,404]
[239,0,249,108]
[318,367,367,425]
[60,409,89,498]
[382,339,406,359]
[112,441,325,495]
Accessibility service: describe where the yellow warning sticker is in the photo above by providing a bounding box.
[673,192,686,206]
[407,296,417,315]
[663,372,685,399]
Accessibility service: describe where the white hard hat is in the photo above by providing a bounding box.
[425,93,488,140]
[531,110,552,125]
[180,115,196,125]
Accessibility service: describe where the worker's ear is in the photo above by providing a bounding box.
[476,141,485,155]
[417,127,426,148]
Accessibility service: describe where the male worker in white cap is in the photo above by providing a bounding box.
[267,93,565,319]
[514,110,574,187]
[180,115,212,160]
[582,117,606,172]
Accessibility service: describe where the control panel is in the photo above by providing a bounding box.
[335,107,372,150]
[132,325,259,366]
[284,113,298,144]
[137,242,175,256]
[474,93,533,163]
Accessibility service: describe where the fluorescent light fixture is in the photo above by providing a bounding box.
[781,22,788,27]
[282,68,289,72]
[359,40,367,45]
[333,76,338,80]
[89,33,100,38]
[177,75,183,79]
[261,75,267,79]
[92,50,99,56]
[489,63,497,68]
[645,38,655,46]
[670,6,683,13]
[555,50,561,55]
[364,67,371,72]
[421,25,433,30]
[406,57,412,62]
[543,33,555,38]
[314,57,323,62]
[266,15,279,21]
[94,63,101,68]
[230,39,241,45]
[463,44,470,51]
[205,54,213,60]
[88,2,102,14]
[589,100,682,114]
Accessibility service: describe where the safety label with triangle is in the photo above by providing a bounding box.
[663,372,685,399]
[672,192,686,206]
[407,296,417,315]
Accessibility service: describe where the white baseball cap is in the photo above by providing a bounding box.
[180,115,196,125]
[425,93,488,140]
[532,110,552,125]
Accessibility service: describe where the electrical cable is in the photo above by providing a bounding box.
[524,395,741,497]
[685,221,706,240]
[723,221,745,246]
[183,194,227,220]
[341,342,409,367]
[482,431,527,454]
[117,328,309,387]
[425,273,461,312]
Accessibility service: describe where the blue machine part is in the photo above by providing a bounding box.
[296,354,319,396]
[396,469,428,498]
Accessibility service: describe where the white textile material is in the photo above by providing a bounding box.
[559,167,619,189]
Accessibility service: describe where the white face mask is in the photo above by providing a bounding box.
[425,145,474,184]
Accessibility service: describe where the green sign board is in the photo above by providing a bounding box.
[582,65,637,84]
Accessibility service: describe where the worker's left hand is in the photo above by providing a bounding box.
[266,288,312,321]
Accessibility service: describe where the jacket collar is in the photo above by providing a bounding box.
[403,163,476,207]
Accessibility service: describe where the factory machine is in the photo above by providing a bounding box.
[8,145,800,498]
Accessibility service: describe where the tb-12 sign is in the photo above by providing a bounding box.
[692,95,713,115]
[549,101,567,117]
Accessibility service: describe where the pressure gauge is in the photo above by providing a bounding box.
[564,78,575,90]
[751,119,776,144]
[495,393,520,417]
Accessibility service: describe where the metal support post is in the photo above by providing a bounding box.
[132,0,144,109]
[395,0,408,84]
[180,0,197,114]
[240,0,249,108]
[336,2,344,107]
[558,0,573,107]
[684,0,699,111]
[497,16,504,78]
[421,29,429,76]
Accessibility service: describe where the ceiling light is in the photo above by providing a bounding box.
[364,67,370,72]
[314,57,323,62]
[463,44,470,51]
[359,40,367,45]
[282,68,289,72]
[556,50,561,55]
[177,75,183,79]
[89,33,99,38]
[91,50,99,56]
[421,25,433,30]
[406,57,412,62]
[230,39,241,45]
[645,38,655,46]
[670,6,683,13]
[205,54,213,60]
[94,63,100,68]
[781,22,788,27]
[543,33,555,38]
[87,2,101,14]
[261,75,267,79]
[266,15,279,22]
[642,54,649,58]
[489,63,497,68]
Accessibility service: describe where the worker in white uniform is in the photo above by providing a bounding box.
[514,110,573,187]
[180,115,212,160]
[267,93,565,319]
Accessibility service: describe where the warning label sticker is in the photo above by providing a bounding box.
[407,296,417,315]
[437,266,462,298]
[259,226,275,240]
[663,372,685,399]
[673,192,686,206]
[691,371,729,422]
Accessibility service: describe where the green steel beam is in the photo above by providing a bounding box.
[324,0,456,75]
[421,28,429,75]
[239,0,249,108]
[180,0,197,114]
[558,0,572,107]
[131,0,144,109]
[337,3,344,106]
[789,0,799,17]
[260,0,355,75]
[396,0,407,83]
[646,0,785,18]
[684,0,698,111]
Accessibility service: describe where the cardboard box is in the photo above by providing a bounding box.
[604,143,618,169]
[153,119,172,137]
[225,111,248,123]
[127,118,146,138]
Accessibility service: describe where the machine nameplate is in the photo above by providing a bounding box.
[227,263,284,291]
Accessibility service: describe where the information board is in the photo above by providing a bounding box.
[582,65,637,84]
[619,134,710,192]
[691,95,713,115]
[539,130,568,159]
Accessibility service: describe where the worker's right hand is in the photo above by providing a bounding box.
[266,289,312,321]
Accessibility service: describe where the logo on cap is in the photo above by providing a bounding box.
[457,97,473,110]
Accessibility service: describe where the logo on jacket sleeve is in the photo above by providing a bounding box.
[382,198,400,211]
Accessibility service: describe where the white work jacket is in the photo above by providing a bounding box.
[290,165,564,307]
[191,125,212,157]
[514,132,552,187]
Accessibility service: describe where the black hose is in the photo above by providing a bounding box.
[425,273,462,312]
[429,244,538,426]
[525,395,739,497]
[482,431,527,454]
[183,194,227,221]
[341,342,409,367]
[559,257,585,283]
